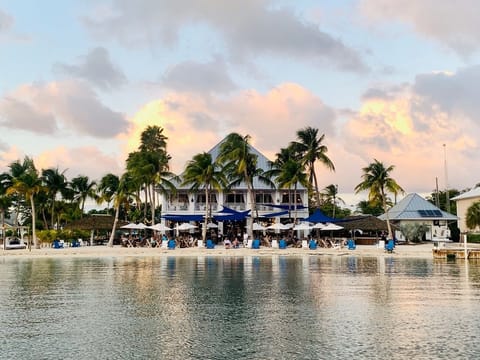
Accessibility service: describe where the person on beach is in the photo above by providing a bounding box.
[224,238,231,249]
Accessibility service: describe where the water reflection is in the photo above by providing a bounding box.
[1,256,480,359]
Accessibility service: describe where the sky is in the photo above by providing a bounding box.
[1,0,480,208]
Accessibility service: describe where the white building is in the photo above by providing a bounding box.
[158,137,309,233]
[451,187,480,233]
[379,193,458,241]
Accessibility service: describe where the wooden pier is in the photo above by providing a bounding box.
[433,247,480,260]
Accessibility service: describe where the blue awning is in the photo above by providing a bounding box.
[304,209,338,223]
[260,204,307,210]
[162,214,204,222]
[261,210,290,218]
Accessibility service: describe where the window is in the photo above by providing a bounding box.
[281,193,302,204]
[256,193,273,203]
[196,194,217,203]
[226,193,245,203]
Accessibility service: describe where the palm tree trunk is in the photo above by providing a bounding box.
[312,163,321,207]
[150,184,155,225]
[246,173,255,240]
[51,197,55,230]
[107,205,120,247]
[203,188,209,241]
[382,190,393,239]
[30,194,38,249]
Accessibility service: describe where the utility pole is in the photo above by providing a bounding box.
[443,144,451,213]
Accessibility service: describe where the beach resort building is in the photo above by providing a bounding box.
[379,193,458,241]
[158,137,309,234]
[451,187,480,233]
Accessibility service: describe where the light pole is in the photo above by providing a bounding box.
[443,144,450,213]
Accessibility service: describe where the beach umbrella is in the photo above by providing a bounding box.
[148,223,172,231]
[266,223,291,231]
[175,223,198,231]
[321,223,343,231]
[206,222,218,229]
[121,222,147,230]
[293,222,313,231]
[249,223,267,231]
[312,223,325,229]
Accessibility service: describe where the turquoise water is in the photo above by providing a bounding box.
[1,255,480,359]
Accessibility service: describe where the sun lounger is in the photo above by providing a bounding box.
[385,239,394,253]
[279,239,287,249]
[53,240,64,249]
[206,239,215,249]
[308,239,317,250]
[347,239,356,250]
[167,239,176,250]
[252,239,260,249]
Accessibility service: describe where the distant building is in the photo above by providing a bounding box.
[379,193,458,241]
[451,187,480,233]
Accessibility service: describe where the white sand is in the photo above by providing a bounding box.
[0,243,440,259]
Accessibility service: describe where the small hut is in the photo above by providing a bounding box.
[340,215,390,245]
[64,215,128,245]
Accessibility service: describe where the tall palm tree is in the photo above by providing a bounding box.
[182,152,227,241]
[7,157,43,249]
[71,175,97,217]
[291,127,335,208]
[106,173,138,247]
[42,167,68,229]
[0,172,12,250]
[217,133,258,239]
[97,173,120,214]
[466,201,480,231]
[275,158,309,225]
[140,125,167,153]
[354,159,404,239]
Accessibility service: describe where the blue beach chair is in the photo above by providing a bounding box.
[252,239,260,249]
[53,239,64,249]
[206,239,215,249]
[167,239,176,250]
[385,239,394,253]
[279,239,287,249]
[308,239,317,250]
[347,239,356,250]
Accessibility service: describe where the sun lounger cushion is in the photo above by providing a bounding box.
[347,239,356,250]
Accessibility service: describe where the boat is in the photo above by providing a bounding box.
[4,237,27,250]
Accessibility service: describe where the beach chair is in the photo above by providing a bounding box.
[252,239,260,249]
[347,239,356,250]
[53,240,64,249]
[308,239,317,250]
[71,240,81,247]
[385,239,394,253]
[206,239,215,249]
[167,239,176,250]
[279,239,287,249]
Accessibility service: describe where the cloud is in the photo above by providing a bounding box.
[343,67,480,192]
[162,57,236,94]
[359,0,480,56]
[122,83,337,173]
[35,146,123,181]
[0,80,129,137]
[0,9,13,33]
[53,47,126,90]
[83,0,367,72]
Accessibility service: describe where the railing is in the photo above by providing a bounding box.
[166,203,189,211]
[194,204,219,211]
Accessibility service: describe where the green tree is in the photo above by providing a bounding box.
[97,173,120,214]
[218,133,258,239]
[0,172,12,249]
[356,199,384,216]
[321,184,344,218]
[290,127,335,207]
[275,158,309,225]
[7,157,43,249]
[466,201,480,231]
[354,159,404,239]
[71,175,97,217]
[181,152,227,241]
[42,167,68,229]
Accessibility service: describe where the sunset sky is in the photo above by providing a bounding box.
[1,0,480,207]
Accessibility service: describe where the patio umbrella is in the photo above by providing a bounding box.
[121,222,147,230]
[175,223,198,231]
[148,223,172,231]
[206,222,218,229]
[266,223,291,231]
[293,222,313,231]
[321,223,343,231]
[249,223,267,231]
[312,223,325,229]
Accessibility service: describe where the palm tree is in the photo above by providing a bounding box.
[0,172,12,250]
[354,159,404,239]
[139,125,167,153]
[466,201,480,231]
[321,184,344,218]
[71,175,97,217]
[217,133,259,239]
[275,158,309,225]
[97,173,120,214]
[7,157,43,249]
[291,127,335,207]
[106,173,138,247]
[181,152,227,241]
[42,167,68,229]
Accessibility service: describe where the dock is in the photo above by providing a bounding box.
[433,247,480,260]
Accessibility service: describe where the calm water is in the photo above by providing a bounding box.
[1,255,480,360]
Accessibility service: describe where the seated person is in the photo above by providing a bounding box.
[232,238,240,248]
[224,238,232,249]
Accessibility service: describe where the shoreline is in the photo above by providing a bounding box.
[0,243,441,259]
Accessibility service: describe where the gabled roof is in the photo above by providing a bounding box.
[379,193,458,221]
[451,187,480,201]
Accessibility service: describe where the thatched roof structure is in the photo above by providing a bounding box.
[340,215,391,232]
[64,215,128,230]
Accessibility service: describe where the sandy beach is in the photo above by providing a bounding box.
[0,243,444,259]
